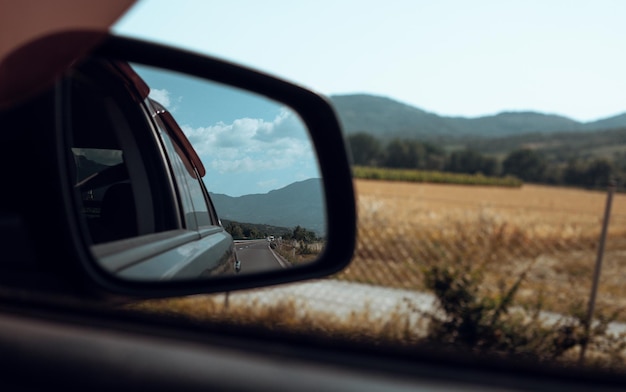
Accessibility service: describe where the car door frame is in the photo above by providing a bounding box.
[68,57,237,282]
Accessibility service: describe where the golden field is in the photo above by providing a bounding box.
[129,179,626,367]
[337,179,626,318]
[354,179,626,234]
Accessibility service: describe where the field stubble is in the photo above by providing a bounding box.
[339,180,626,320]
[129,179,626,367]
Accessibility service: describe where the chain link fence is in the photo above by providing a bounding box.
[132,180,626,366]
[336,181,626,315]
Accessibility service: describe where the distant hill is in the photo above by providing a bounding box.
[464,126,626,161]
[586,113,626,130]
[329,94,453,138]
[329,94,626,139]
[210,178,325,236]
[453,111,581,136]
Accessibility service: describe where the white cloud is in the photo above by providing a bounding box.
[181,109,316,175]
[148,88,171,108]
[252,109,306,142]
[148,88,184,113]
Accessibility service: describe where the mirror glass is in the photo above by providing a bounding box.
[68,58,326,281]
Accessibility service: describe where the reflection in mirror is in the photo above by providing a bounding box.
[68,58,326,281]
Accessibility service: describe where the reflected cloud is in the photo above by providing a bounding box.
[149,88,171,107]
[181,109,316,176]
[149,88,182,112]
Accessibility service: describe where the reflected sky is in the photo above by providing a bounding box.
[133,64,321,196]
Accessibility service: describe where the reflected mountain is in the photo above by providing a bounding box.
[210,178,326,236]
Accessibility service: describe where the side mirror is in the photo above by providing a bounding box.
[0,32,356,299]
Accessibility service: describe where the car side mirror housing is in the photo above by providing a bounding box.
[0,32,356,300]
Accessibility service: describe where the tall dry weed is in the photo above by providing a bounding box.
[126,180,626,370]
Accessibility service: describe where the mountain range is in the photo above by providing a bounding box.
[329,94,626,140]
[210,178,326,235]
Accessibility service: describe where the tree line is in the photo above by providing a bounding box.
[223,220,320,243]
[347,132,624,189]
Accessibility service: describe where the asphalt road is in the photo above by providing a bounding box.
[235,239,288,274]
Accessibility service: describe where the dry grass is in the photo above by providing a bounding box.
[338,180,626,319]
[274,240,323,265]
[127,179,626,367]
[127,293,425,346]
[354,180,626,232]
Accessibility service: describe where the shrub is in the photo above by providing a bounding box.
[352,166,522,187]
[422,256,625,365]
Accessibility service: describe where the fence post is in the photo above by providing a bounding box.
[579,180,616,366]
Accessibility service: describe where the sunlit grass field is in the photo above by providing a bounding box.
[130,179,626,367]
[340,180,626,318]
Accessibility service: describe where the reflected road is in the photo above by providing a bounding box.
[235,239,288,274]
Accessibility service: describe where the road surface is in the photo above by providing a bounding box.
[235,239,289,274]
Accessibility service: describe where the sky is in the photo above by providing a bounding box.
[114,0,626,123]
[132,64,320,197]
[112,1,626,196]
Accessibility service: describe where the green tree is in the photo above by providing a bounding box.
[445,149,498,176]
[346,132,383,166]
[563,158,614,188]
[502,149,547,182]
[584,158,613,188]
[563,159,586,186]
[224,222,245,239]
[423,142,447,171]
[292,225,317,243]
[244,227,260,239]
[384,139,425,169]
